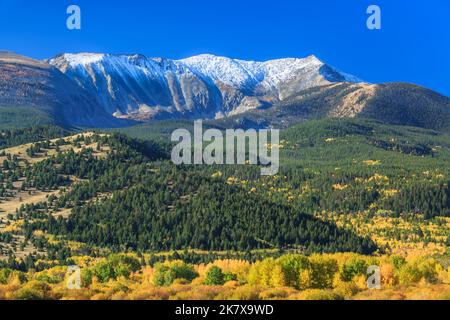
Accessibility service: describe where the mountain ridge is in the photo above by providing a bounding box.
[213,82,450,132]
[47,52,363,120]
[0,51,449,132]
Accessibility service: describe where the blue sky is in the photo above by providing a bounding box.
[1,0,449,96]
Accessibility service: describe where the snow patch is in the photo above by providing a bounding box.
[63,53,105,67]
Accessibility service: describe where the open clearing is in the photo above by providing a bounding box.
[0,189,61,217]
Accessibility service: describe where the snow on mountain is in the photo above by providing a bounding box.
[178,54,355,90]
[48,53,362,120]
[180,54,261,88]
[54,53,105,67]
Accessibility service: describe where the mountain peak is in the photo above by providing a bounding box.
[304,54,323,63]
[55,53,106,67]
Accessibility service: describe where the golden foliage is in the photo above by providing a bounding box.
[0,252,448,300]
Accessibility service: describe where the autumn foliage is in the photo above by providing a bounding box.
[0,252,448,300]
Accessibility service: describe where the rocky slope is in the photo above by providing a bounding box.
[0,52,130,128]
[214,82,450,132]
[48,53,361,120]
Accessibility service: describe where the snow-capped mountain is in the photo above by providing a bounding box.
[2,51,449,131]
[48,53,362,120]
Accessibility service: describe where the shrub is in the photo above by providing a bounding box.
[390,255,406,270]
[205,266,225,286]
[170,286,224,300]
[34,266,67,284]
[0,269,13,285]
[153,261,198,287]
[6,270,27,285]
[259,288,296,300]
[228,285,261,300]
[308,256,339,289]
[91,254,142,283]
[14,281,54,300]
[297,289,343,300]
[153,265,176,287]
[277,255,310,289]
[340,258,368,282]
[223,280,239,288]
[333,281,359,299]
[172,278,190,285]
[92,261,116,283]
[223,272,237,282]
[398,258,439,285]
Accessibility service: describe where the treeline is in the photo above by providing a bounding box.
[0,125,68,149]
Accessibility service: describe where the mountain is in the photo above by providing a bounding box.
[47,53,361,120]
[213,82,450,132]
[1,51,449,132]
[0,52,132,129]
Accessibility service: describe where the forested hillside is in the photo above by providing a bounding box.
[0,118,448,300]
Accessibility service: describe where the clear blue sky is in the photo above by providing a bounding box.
[1,0,449,96]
